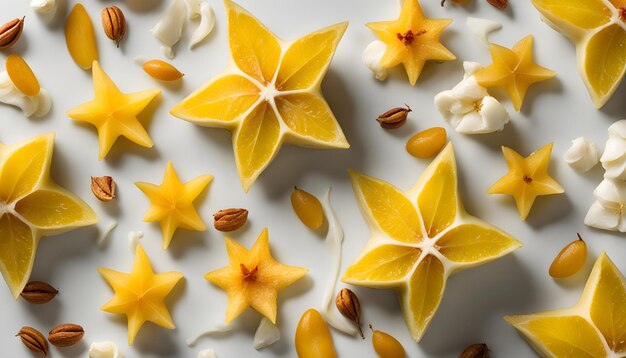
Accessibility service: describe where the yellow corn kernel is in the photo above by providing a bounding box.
[142,60,184,81]
[6,55,40,96]
[291,187,324,230]
[406,127,447,159]
[549,234,587,278]
[371,325,406,358]
[65,3,98,70]
[295,309,336,358]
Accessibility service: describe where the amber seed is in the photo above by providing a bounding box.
[142,60,184,81]
[291,187,324,230]
[6,54,40,96]
[549,233,587,278]
[406,127,447,158]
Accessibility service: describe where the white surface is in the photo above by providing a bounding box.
[0,0,625,357]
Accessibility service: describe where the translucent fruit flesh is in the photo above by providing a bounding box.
[6,55,40,96]
[170,0,349,192]
[343,143,521,342]
[406,127,447,158]
[291,187,325,230]
[549,234,587,278]
[295,309,336,358]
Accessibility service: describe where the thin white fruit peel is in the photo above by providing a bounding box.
[29,0,57,14]
[362,40,388,81]
[564,137,600,172]
[601,120,626,180]
[253,317,281,350]
[187,324,233,347]
[152,0,215,58]
[466,17,502,47]
[97,221,118,248]
[128,231,143,252]
[320,188,359,337]
[0,71,51,118]
[197,349,216,358]
[190,3,215,49]
[585,179,626,232]
[152,0,187,59]
[434,62,509,134]
[88,341,122,358]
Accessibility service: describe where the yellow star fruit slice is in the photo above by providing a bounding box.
[532,0,626,108]
[488,143,564,221]
[474,35,556,112]
[505,252,626,357]
[204,228,308,324]
[366,0,455,85]
[343,143,521,342]
[99,245,184,345]
[67,61,160,160]
[171,0,349,192]
[0,133,97,298]
[135,161,212,250]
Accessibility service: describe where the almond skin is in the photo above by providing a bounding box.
[101,6,126,47]
[0,17,25,50]
[376,106,411,129]
[17,326,48,356]
[486,0,507,9]
[48,323,84,348]
[20,281,58,304]
[213,208,248,232]
[91,176,116,202]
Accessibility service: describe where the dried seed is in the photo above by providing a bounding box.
[91,176,116,202]
[460,343,490,358]
[17,326,48,356]
[101,6,126,47]
[376,105,411,129]
[486,0,507,9]
[48,323,84,348]
[20,281,58,304]
[335,288,364,338]
[0,17,25,50]
[213,208,248,232]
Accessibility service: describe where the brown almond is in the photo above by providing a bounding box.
[17,326,48,356]
[460,343,489,358]
[48,323,84,348]
[335,288,364,338]
[91,176,116,202]
[20,281,58,304]
[0,17,25,50]
[101,6,125,47]
[486,0,507,9]
[376,105,411,129]
[213,208,248,232]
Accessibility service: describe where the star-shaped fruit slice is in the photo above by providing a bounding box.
[204,228,308,324]
[135,161,212,249]
[342,143,521,342]
[488,143,564,220]
[531,0,626,108]
[99,245,184,345]
[506,252,626,357]
[474,35,556,112]
[67,61,161,160]
[366,0,455,85]
[0,133,97,298]
[170,0,349,192]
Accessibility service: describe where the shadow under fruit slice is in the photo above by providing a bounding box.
[0,133,98,298]
[342,143,521,342]
[170,0,349,192]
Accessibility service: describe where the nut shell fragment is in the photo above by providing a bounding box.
[48,324,84,348]
[213,208,248,232]
[91,176,116,202]
[17,326,48,356]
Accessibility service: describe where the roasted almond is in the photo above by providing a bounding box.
[20,281,58,304]
[0,17,25,50]
[17,326,48,356]
[48,323,84,348]
[213,208,248,232]
[376,105,411,129]
[486,0,507,9]
[335,288,364,338]
[460,343,489,358]
[91,176,116,202]
[101,6,125,47]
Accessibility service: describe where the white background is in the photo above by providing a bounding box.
[0,0,625,357]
